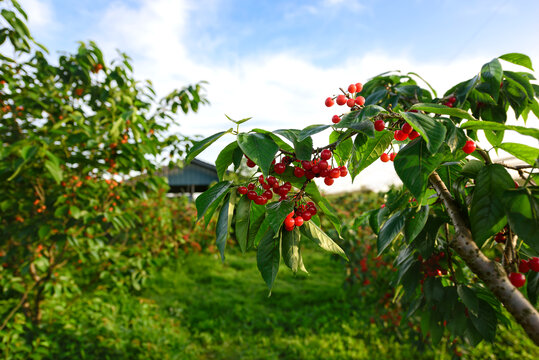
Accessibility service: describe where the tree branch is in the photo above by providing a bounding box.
[429,171,539,345]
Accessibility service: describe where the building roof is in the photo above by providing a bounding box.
[159,158,219,188]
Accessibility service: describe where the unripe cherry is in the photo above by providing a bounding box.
[374,120,385,131]
[332,115,341,124]
[348,84,357,93]
[324,177,334,186]
[355,96,365,106]
[347,98,355,107]
[320,150,332,162]
[336,94,347,106]
[325,97,335,107]
[380,153,390,162]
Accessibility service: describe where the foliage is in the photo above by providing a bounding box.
[189,51,539,347]
[0,0,208,353]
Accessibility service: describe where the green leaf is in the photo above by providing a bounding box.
[469,164,514,247]
[282,227,301,273]
[401,112,446,153]
[257,228,280,293]
[237,132,279,177]
[457,285,479,315]
[216,193,231,261]
[186,130,231,165]
[393,139,447,203]
[503,188,539,251]
[499,53,534,71]
[252,129,294,152]
[225,114,252,125]
[481,58,503,102]
[44,160,63,184]
[461,160,484,179]
[195,181,232,222]
[314,196,343,235]
[470,300,497,342]
[461,121,539,141]
[503,71,535,99]
[404,205,429,242]
[354,131,393,174]
[38,225,51,240]
[300,221,347,260]
[499,143,539,166]
[253,200,294,246]
[378,210,405,255]
[409,103,477,121]
[235,195,251,253]
[293,136,313,161]
[21,145,38,160]
[215,141,238,181]
[297,125,331,142]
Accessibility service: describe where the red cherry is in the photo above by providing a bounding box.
[320,149,332,160]
[519,259,530,273]
[247,183,255,190]
[462,141,476,154]
[402,123,413,134]
[282,182,292,191]
[346,98,355,107]
[325,97,335,107]
[286,211,295,219]
[254,196,267,205]
[330,168,340,178]
[339,166,348,177]
[389,152,397,161]
[318,160,329,170]
[247,190,258,200]
[509,272,526,288]
[306,201,315,208]
[294,167,305,178]
[302,160,312,170]
[374,120,385,131]
[263,190,274,200]
[324,177,334,186]
[355,96,365,106]
[380,153,390,162]
[408,130,420,140]
[332,115,341,124]
[312,165,320,174]
[529,257,539,272]
[443,102,453,108]
[267,176,277,185]
[274,163,286,174]
[258,174,265,184]
[294,216,304,227]
[394,130,408,141]
[285,225,295,231]
[448,96,457,104]
[348,84,357,93]
[302,211,312,221]
[238,186,248,195]
[305,170,315,180]
[247,159,256,168]
[319,168,328,177]
[284,217,295,228]
[355,83,363,93]
[336,95,347,106]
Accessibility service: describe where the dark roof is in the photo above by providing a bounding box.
[159,158,218,187]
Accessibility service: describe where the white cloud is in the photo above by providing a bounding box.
[18,0,55,31]
[89,0,538,192]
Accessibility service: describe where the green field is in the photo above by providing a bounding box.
[31,246,537,360]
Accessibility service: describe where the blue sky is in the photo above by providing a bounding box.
[19,0,539,190]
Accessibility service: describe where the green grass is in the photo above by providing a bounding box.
[141,248,441,360]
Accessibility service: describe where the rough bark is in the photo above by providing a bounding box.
[429,171,539,345]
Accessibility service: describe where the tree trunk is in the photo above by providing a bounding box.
[429,171,539,345]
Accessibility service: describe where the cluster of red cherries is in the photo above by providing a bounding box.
[509,257,539,288]
[418,252,448,281]
[237,174,291,205]
[283,202,318,231]
[324,82,366,124]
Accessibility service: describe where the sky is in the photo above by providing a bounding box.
[17,0,539,191]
